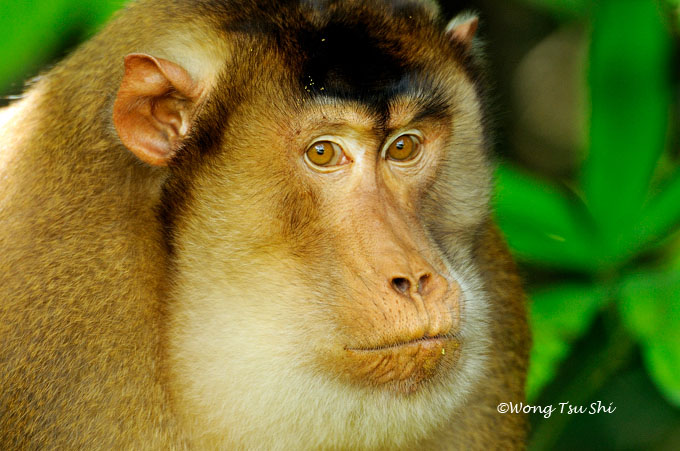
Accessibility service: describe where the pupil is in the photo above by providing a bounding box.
[395,140,405,150]
[315,145,325,155]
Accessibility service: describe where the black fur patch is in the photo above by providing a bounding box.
[216,0,444,117]
[296,21,412,104]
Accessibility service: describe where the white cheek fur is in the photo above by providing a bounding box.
[166,241,491,450]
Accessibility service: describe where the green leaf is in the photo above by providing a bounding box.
[527,283,607,400]
[584,0,672,260]
[633,168,680,253]
[644,339,680,405]
[619,269,679,341]
[527,328,570,402]
[494,163,597,271]
[620,265,680,407]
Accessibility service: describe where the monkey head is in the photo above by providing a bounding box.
[110,1,508,448]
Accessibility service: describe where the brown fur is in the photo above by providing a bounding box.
[0,1,529,449]
[420,225,531,448]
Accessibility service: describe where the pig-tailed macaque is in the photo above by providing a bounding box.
[0,0,529,449]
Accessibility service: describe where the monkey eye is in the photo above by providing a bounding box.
[385,133,422,162]
[305,140,345,168]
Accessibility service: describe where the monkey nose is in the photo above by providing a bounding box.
[390,273,433,296]
[388,268,456,336]
[389,271,447,299]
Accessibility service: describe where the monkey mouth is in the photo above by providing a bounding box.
[342,335,460,393]
[345,335,451,352]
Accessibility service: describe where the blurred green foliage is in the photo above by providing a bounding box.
[1,0,679,449]
[502,0,680,448]
[502,0,680,400]
[0,0,122,94]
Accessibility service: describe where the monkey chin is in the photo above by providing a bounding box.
[342,336,461,394]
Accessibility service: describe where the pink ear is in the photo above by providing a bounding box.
[113,54,204,166]
[445,16,479,49]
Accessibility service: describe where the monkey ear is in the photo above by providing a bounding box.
[113,53,204,166]
[445,14,479,50]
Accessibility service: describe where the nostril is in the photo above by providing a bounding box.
[417,274,430,294]
[391,277,411,294]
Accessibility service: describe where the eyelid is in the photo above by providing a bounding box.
[303,136,351,172]
[381,130,424,164]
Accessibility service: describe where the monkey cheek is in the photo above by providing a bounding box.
[339,338,461,394]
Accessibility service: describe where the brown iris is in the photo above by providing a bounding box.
[306,141,341,166]
[387,134,421,161]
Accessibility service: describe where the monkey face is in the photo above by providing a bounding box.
[266,100,474,395]
[159,2,494,448]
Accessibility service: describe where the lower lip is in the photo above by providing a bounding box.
[342,337,459,392]
[347,336,449,353]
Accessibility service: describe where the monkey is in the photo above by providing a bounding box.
[0,0,530,449]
